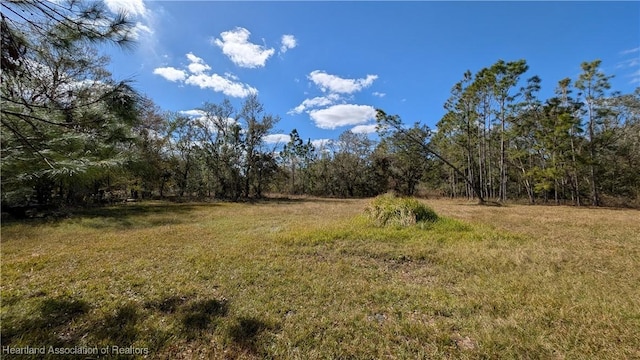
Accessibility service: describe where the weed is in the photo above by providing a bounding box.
[365,193,438,227]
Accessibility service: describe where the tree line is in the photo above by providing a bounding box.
[2,1,639,216]
[427,59,639,206]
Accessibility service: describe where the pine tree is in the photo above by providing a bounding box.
[575,60,613,206]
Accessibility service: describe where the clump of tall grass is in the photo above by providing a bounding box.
[365,193,438,227]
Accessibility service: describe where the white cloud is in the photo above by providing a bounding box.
[104,0,158,59]
[630,69,640,84]
[154,53,257,98]
[185,73,257,98]
[311,139,333,150]
[372,92,386,98]
[350,124,378,134]
[186,52,211,74]
[308,70,378,94]
[620,47,640,55]
[179,109,206,117]
[212,27,275,68]
[263,134,291,144]
[293,70,380,131]
[128,21,153,40]
[179,110,237,134]
[288,94,341,115]
[309,104,377,130]
[617,48,640,84]
[188,63,211,75]
[224,72,239,81]
[280,34,297,54]
[185,53,201,63]
[153,67,187,82]
[617,58,640,69]
[104,0,147,17]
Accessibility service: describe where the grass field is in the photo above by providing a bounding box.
[1,198,639,359]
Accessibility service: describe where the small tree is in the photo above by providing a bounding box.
[238,95,279,198]
[281,129,315,194]
[376,109,486,204]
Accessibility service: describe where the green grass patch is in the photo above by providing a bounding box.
[2,199,639,359]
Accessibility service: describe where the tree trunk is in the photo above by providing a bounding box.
[588,106,600,206]
[500,102,507,202]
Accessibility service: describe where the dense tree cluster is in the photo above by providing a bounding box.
[2,2,639,215]
[427,60,640,206]
[131,95,281,201]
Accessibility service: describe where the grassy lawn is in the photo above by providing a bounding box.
[1,198,639,359]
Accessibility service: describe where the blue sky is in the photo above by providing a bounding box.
[102,1,640,147]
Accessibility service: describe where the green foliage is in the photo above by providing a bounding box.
[375,126,431,196]
[423,58,639,206]
[365,193,438,227]
[1,1,139,208]
[280,129,316,194]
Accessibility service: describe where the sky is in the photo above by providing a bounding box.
[101,1,640,148]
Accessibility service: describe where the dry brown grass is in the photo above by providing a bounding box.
[1,197,639,359]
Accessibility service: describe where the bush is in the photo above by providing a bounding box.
[365,193,438,227]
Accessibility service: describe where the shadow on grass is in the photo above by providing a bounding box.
[1,196,359,229]
[68,202,218,230]
[0,297,141,353]
[0,296,90,348]
[251,195,354,205]
[1,202,219,230]
[228,317,277,355]
[92,304,140,344]
[144,295,192,314]
[1,293,232,358]
[181,299,229,339]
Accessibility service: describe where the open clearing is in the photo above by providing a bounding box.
[1,198,639,359]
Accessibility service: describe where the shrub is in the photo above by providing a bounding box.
[365,193,438,227]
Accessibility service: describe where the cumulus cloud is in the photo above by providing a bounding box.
[308,70,378,94]
[153,67,187,82]
[212,27,275,68]
[263,134,291,144]
[288,94,341,115]
[153,53,257,98]
[186,52,212,74]
[350,124,378,134]
[104,0,147,17]
[186,73,257,98]
[372,92,386,98]
[280,34,297,54]
[185,53,201,63]
[291,70,380,132]
[309,104,377,130]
